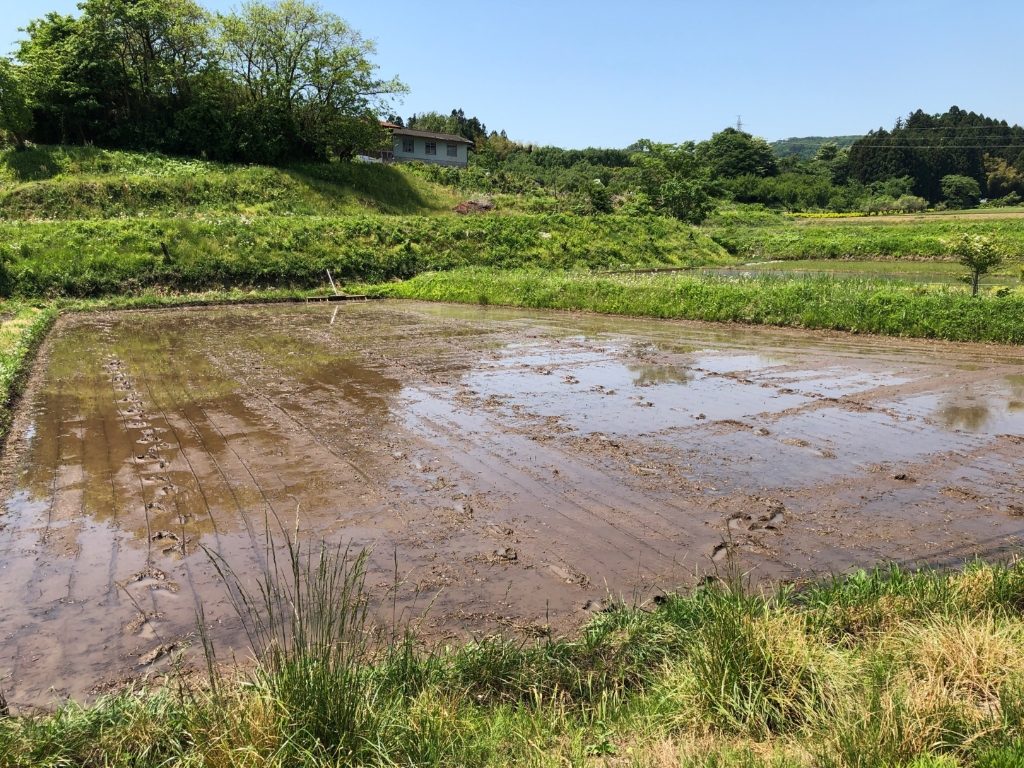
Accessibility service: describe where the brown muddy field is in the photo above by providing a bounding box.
[2,301,1024,708]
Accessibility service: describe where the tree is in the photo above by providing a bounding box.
[218,0,406,161]
[406,108,487,143]
[16,0,214,149]
[985,155,1024,199]
[952,233,1003,296]
[629,140,714,223]
[0,60,32,147]
[15,12,92,145]
[941,174,981,209]
[698,127,777,179]
[13,0,405,162]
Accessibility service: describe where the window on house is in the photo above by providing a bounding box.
[402,137,414,153]
[447,143,458,157]
[425,141,437,155]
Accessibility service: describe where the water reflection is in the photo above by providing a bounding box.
[630,364,691,387]
[937,401,992,431]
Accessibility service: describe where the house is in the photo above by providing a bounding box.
[383,123,474,168]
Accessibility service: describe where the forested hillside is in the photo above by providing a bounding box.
[770,135,861,160]
[849,106,1024,202]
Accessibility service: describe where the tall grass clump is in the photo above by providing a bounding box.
[675,587,847,738]
[201,525,384,763]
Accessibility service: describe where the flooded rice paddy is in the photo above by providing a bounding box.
[2,301,1024,707]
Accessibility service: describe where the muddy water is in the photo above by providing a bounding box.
[2,301,1023,708]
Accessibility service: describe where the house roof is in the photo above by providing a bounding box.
[389,127,475,145]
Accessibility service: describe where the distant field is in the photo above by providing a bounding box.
[793,208,1024,224]
[715,259,1020,287]
[706,207,1024,262]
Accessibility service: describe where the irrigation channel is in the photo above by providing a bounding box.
[2,301,1023,707]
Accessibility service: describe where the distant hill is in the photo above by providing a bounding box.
[770,136,862,160]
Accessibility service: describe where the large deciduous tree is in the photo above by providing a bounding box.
[217,0,406,161]
[940,174,981,209]
[17,0,214,148]
[12,0,404,162]
[698,127,777,179]
[0,59,33,147]
[629,140,714,223]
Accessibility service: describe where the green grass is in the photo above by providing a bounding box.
[5,540,1024,767]
[705,207,1024,262]
[371,267,1024,344]
[0,214,728,297]
[0,303,58,442]
[706,260,1020,288]
[0,145,456,217]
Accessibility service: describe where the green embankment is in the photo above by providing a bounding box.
[374,268,1024,343]
[0,215,728,297]
[0,304,58,441]
[4,557,1024,767]
[0,146,456,217]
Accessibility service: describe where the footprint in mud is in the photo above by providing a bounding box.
[727,498,788,534]
[137,642,177,668]
[547,562,589,587]
[711,541,734,563]
[123,611,162,636]
[485,523,514,538]
[582,598,617,614]
[124,567,181,593]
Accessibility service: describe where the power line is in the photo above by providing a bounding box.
[869,125,1024,131]
[849,140,1024,149]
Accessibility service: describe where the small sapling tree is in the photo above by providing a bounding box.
[952,233,1003,296]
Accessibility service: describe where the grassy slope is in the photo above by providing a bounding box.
[0,147,730,297]
[0,146,458,217]
[4,558,1024,767]
[0,215,728,297]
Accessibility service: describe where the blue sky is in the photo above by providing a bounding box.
[1,0,1021,148]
